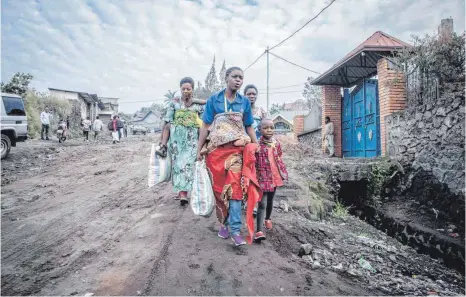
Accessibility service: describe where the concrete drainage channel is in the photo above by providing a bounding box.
[336,179,465,274]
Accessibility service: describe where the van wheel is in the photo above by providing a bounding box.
[1,134,11,160]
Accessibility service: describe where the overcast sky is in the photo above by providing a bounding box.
[2,0,465,113]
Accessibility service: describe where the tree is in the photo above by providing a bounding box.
[1,72,34,96]
[219,60,227,89]
[164,90,177,102]
[118,112,132,122]
[392,32,465,105]
[205,55,220,93]
[269,103,282,115]
[302,77,322,111]
[194,81,211,100]
[23,90,71,138]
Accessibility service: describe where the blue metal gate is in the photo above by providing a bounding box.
[342,79,380,158]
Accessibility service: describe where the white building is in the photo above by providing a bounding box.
[48,88,101,121]
[98,97,119,122]
[48,88,120,125]
[131,110,162,130]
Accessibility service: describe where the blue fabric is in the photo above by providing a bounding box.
[227,200,243,235]
[253,116,261,139]
[202,89,254,126]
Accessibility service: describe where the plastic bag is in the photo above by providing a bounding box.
[112,131,119,142]
[148,144,171,187]
[191,160,215,217]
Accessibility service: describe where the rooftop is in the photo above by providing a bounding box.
[311,31,411,87]
[270,110,310,122]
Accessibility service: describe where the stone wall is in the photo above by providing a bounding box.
[385,92,465,231]
[385,93,465,195]
[297,128,322,154]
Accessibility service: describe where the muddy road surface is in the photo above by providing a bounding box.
[1,136,464,296]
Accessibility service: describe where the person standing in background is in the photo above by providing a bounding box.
[323,116,335,157]
[40,107,52,140]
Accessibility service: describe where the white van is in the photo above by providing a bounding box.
[1,93,28,159]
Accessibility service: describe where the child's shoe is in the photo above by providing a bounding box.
[254,231,266,242]
[264,219,273,230]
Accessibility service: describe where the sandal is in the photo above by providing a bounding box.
[180,196,189,206]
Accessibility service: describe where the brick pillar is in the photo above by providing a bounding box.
[321,85,342,157]
[293,115,304,139]
[377,58,407,156]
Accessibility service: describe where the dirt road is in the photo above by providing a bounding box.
[1,136,464,296]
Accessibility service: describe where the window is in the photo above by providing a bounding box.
[2,96,26,116]
[275,122,290,131]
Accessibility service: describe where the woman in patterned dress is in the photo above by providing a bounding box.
[166,77,204,205]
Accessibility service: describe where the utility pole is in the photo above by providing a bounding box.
[266,46,270,114]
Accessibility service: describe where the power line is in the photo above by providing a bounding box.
[119,89,305,104]
[257,83,305,90]
[119,99,166,104]
[258,90,303,95]
[269,0,337,50]
[244,50,267,72]
[269,52,321,74]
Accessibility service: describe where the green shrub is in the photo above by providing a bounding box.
[24,91,72,139]
[332,200,349,218]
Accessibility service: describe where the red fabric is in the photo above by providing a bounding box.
[242,143,262,245]
[206,144,243,201]
[268,148,284,188]
[112,120,117,131]
[256,138,288,192]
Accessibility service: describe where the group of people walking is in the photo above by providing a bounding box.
[39,105,128,144]
[158,66,288,246]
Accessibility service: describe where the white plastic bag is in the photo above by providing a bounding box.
[148,144,171,188]
[191,160,215,217]
[112,131,119,142]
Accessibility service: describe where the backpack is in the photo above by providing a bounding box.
[107,121,113,130]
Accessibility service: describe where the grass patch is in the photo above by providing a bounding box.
[332,200,350,218]
[24,91,72,139]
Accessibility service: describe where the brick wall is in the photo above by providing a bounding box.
[377,58,407,156]
[321,85,342,157]
[293,115,304,137]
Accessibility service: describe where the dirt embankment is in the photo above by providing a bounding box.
[1,136,464,296]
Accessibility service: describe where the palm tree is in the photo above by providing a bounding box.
[164,90,177,104]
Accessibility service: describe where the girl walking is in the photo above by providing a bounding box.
[197,66,261,246]
[254,118,288,242]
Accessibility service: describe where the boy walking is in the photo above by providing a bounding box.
[93,116,103,140]
[82,117,92,141]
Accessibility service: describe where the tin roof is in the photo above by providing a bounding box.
[311,31,411,87]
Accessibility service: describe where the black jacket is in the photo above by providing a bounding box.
[116,120,124,129]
